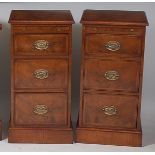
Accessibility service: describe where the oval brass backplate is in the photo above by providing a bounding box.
[102,106,117,116]
[34,105,48,115]
[34,40,49,50]
[105,71,119,81]
[105,41,120,51]
[34,69,48,80]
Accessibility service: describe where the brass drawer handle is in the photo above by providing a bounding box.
[34,69,48,80]
[130,29,134,32]
[34,105,48,115]
[105,71,119,81]
[102,106,117,116]
[105,41,120,51]
[56,28,61,32]
[34,40,49,50]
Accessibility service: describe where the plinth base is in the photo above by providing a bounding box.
[76,126,142,147]
[8,127,73,144]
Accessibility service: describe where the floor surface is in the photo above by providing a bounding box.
[0,139,155,152]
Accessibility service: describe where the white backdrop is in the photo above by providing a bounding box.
[0,2,155,151]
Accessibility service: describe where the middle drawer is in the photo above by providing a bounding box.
[14,59,68,90]
[84,59,140,92]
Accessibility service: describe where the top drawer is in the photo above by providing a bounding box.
[12,26,70,34]
[14,34,69,56]
[85,34,142,57]
[84,26,145,35]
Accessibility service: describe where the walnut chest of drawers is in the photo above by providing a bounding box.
[8,10,74,143]
[0,24,2,140]
[76,10,149,146]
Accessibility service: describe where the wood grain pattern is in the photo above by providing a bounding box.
[9,10,74,24]
[14,59,68,90]
[81,94,138,129]
[85,33,142,57]
[76,127,142,147]
[84,59,140,92]
[84,26,144,35]
[9,10,74,143]
[12,25,70,34]
[76,10,148,147]
[80,10,148,26]
[9,127,73,144]
[14,34,69,56]
[14,93,68,127]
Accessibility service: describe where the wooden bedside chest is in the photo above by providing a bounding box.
[76,10,149,146]
[8,10,74,143]
[0,24,2,141]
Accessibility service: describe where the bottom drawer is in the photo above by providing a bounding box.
[82,94,138,129]
[14,93,68,127]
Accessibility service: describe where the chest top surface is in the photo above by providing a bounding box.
[9,10,75,25]
[80,10,149,26]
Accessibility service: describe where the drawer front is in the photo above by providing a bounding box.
[84,26,144,35]
[14,93,68,126]
[82,94,138,129]
[13,26,70,34]
[15,59,68,89]
[84,59,140,92]
[14,34,68,56]
[85,34,141,57]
